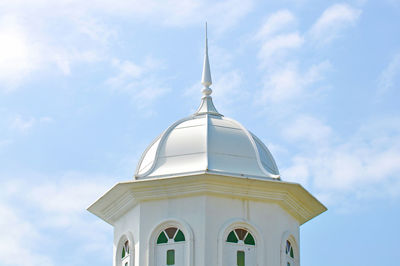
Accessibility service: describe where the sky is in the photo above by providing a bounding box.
[0,0,399,265]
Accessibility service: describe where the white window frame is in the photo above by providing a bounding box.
[218,219,264,266]
[280,231,299,266]
[115,232,135,266]
[148,218,194,266]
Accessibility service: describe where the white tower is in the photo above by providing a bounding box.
[88,26,326,266]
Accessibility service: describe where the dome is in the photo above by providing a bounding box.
[134,27,280,180]
[134,98,280,180]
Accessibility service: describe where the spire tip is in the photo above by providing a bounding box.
[201,22,212,95]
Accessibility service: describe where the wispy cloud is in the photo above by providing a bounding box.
[281,116,400,207]
[0,201,53,266]
[106,57,170,110]
[309,4,362,45]
[9,115,53,133]
[0,172,115,266]
[258,33,304,66]
[10,115,36,132]
[253,5,360,108]
[257,60,331,104]
[255,10,302,68]
[282,114,333,144]
[251,6,400,209]
[378,52,400,95]
[255,9,296,41]
[0,0,254,92]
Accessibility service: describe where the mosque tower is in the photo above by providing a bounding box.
[88,25,326,266]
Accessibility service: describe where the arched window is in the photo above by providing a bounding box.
[121,240,130,266]
[155,227,186,266]
[224,228,256,266]
[285,240,295,266]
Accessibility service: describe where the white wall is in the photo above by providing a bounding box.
[113,194,300,266]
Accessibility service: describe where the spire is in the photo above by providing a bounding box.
[201,22,212,96]
[194,23,222,117]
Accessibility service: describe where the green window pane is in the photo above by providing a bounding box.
[125,263,128,266]
[237,251,245,266]
[244,233,255,245]
[157,232,168,244]
[174,230,185,242]
[167,249,175,265]
[290,247,294,258]
[287,263,290,266]
[121,247,126,258]
[227,231,238,243]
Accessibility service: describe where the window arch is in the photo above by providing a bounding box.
[224,228,256,266]
[148,219,194,266]
[218,220,264,266]
[116,234,134,266]
[155,226,187,266]
[281,232,298,266]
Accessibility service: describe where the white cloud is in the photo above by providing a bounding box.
[0,202,53,266]
[378,52,400,95]
[255,10,296,40]
[258,60,331,104]
[107,59,146,87]
[208,0,254,33]
[281,116,400,206]
[9,115,54,133]
[1,0,253,36]
[309,4,362,44]
[93,0,253,33]
[281,156,310,185]
[0,172,115,266]
[255,10,302,68]
[0,139,13,149]
[106,57,170,109]
[258,32,304,64]
[0,13,103,91]
[72,16,117,45]
[0,16,39,90]
[282,115,332,144]
[211,70,244,114]
[0,0,253,91]
[10,115,36,132]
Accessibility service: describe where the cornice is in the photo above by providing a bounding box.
[88,174,326,225]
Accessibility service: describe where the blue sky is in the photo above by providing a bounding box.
[0,0,399,265]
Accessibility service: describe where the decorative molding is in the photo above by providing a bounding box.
[88,174,327,226]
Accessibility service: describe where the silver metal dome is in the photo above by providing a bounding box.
[135,102,280,180]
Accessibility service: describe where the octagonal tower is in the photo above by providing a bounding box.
[88,25,326,266]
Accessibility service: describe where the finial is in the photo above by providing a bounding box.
[201,22,212,96]
[194,23,222,117]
